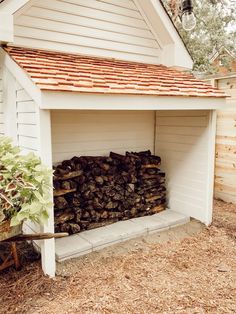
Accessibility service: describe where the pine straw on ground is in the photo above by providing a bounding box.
[0,200,236,314]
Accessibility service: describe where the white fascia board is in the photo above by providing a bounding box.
[205,110,217,225]
[0,49,42,106]
[0,0,29,14]
[0,13,13,43]
[137,0,193,69]
[41,91,226,111]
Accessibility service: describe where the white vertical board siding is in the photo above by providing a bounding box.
[51,110,155,163]
[14,0,160,64]
[16,83,39,155]
[155,110,211,223]
[0,64,4,135]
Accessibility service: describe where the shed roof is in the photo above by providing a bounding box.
[5,46,225,98]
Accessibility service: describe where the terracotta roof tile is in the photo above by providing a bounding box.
[5,46,226,98]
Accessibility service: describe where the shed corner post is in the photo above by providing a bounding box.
[206,109,217,226]
[2,67,17,143]
[38,108,55,277]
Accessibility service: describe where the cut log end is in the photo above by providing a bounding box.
[54,151,166,234]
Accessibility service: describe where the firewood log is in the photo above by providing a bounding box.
[70,223,81,234]
[55,170,83,180]
[54,196,68,209]
[54,150,166,234]
[60,223,71,233]
[54,210,75,224]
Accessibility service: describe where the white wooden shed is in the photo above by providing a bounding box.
[0,0,226,277]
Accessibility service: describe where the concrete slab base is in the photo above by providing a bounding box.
[55,209,190,262]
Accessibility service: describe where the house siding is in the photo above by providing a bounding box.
[14,0,160,64]
[155,110,211,223]
[15,83,42,235]
[16,82,39,155]
[51,110,155,163]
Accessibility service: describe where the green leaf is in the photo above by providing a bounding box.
[10,216,21,227]
[39,210,49,225]
[0,135,51,227]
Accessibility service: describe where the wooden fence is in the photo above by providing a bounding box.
[205,74,236,204]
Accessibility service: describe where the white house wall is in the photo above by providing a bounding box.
[16,82,39,156]
[51,110,155,163]
[155,110,213,224]
[14,0,161,64]
[15,82,43,236]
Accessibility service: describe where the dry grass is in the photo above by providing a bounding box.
[0,200,236,314]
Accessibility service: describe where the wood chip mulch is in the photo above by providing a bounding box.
[0,199,236,314]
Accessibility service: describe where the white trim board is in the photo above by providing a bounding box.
[41,91,226,111]
[135,0,192,69]
[0,48,42,105]
[0,0,30,14]
[0,13,13,43]
[205,109,217,225]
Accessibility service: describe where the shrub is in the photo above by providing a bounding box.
[0,136,52,226]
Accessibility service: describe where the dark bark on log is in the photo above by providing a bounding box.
[55,209,75,225]
[55,170,83,181]
[54,150,166,234]
[54,188,77,197]
[54,196,68,209]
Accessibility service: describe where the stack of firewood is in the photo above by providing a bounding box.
[53,151,166,234]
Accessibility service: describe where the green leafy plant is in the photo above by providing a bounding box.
[0,136,53,226]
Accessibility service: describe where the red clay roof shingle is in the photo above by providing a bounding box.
[5,46,226,98]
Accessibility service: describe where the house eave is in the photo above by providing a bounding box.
[0,13,13,43]
[136,0,193,69]
[2,47,226,111]
[0,48,42,105]
[41,91,226,111]
[0,0,29,14]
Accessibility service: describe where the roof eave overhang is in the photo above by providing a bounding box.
[2,48,227,111]
[0,48,42,105]
[0,13,13,43]
[0,0,29,14]
[136,0,193,69]
[0,0,31,43]
[41,90,227,111]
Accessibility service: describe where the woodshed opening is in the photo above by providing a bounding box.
[51,109,213,236]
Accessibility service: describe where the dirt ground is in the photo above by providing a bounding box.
[0,200,236,314]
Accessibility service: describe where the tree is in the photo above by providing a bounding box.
[162,0,236,73]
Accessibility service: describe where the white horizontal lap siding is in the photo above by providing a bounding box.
[14,0,160,63]
[0,65,4,135]
[16,83,42,235]
[16,83,39,155]
[155,110,211,223]
[51,110,155,163]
